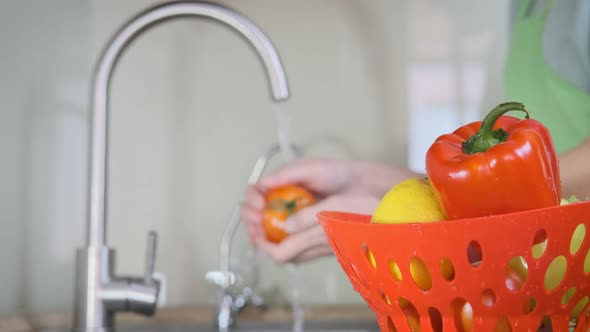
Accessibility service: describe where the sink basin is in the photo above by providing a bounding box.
[136,319,379,332]
[40,319,379,332]
[27,305,379,332]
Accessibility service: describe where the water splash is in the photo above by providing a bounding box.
[274,104,297,162]
[274,104,303,331]
[286,264,304,332]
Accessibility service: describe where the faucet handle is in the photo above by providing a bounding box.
[145,230,158,283]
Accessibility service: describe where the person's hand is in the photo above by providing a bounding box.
[241,158,416,264]
[241,158,364,243]
[257,158,367,197]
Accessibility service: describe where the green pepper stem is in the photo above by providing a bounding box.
[462,102,529,154]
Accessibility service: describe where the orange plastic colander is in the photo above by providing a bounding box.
[318,201,590,332]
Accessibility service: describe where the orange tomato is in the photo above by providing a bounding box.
[262,184,315,243]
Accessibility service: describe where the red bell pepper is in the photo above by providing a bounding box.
[426,102,561,220]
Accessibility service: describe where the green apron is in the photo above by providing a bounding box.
[504,0,590,153]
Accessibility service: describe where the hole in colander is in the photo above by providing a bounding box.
[362,243,376,269]
[467,241,482,267]
[571,224,586,255]
[537,316,552,331]
[410,256,432,291]
[440,257,455,281]
[532,229,548,259]
[494,316,512,332]
[380,290,391,306]
[451,298,472,332]
[585,249,590,274]
[523,297,536,314]
[428,307,443,332]
[388,259,403,281]
[398,297,420,332]
[562,287,576,305]
[387,316,398,332]
[544,255,567,292]
[481,288,496,307]
[505,256,528,291]
[570,296,589,324]
[350,261,369,289]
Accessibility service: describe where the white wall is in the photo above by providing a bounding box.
[0,1,92,313]
[0,0,509,314]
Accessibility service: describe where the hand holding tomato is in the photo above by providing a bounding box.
[262,184,315,243]
[240,158,398,264]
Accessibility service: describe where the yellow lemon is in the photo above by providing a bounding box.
[371,178,448,289]
[371,178,447,224]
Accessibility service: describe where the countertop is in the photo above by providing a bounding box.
[0,305,376,332]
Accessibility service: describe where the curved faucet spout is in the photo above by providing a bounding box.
[87,0,290,247]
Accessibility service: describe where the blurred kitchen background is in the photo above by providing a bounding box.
[0,0,509,315]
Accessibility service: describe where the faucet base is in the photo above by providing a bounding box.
[74,246,115,331]
[73,245,160,331]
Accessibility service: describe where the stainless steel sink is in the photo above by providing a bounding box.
[39,319,379,332]
[144,319,379,332]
